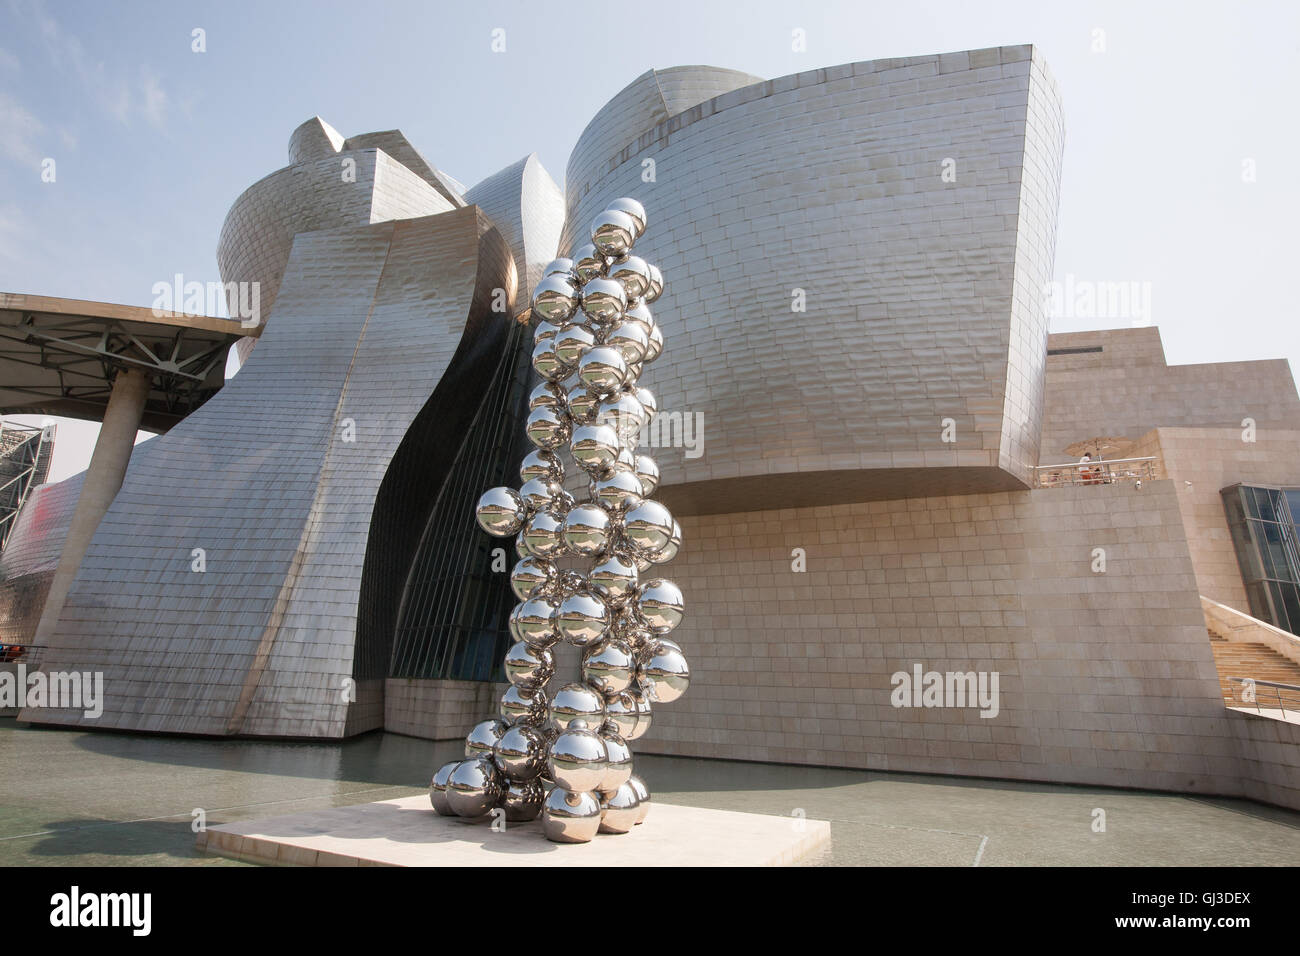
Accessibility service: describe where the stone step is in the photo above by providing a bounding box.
[1208,633,1300,706]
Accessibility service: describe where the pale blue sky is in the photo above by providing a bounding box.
[2,0,1297,480]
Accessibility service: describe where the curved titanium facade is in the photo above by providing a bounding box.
[20,124,566,736]
[218,128,458,361]
[560,51,1064,513]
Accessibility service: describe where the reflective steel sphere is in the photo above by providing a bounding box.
[521,508,566,559]
[570,423,620,476]
[531,273,580,323]
[580,278,628,325]
[592,470,644,514]
[553,324,596,366]
[503,639,555,691]
[572,243,606,283]
[561,503,611,556]
[429,760,460,816]
[446,756,504,818]
[520,448,563,484]
[577,346,628,396]
[598,732,634,793]
[510,595,558,648]
[642,637,682,658]
[531,338,569,382]
[501,778,546,822]
[554,590,610,646]
[634,386,658,422]
[601,690,639,740]
[590,209,636,257]
[604,321,649,365]
[528,381,567,413]
[549,681,607,731]
[581,638,637,697]
[596,392,646,443]
[599,780,641,834]
[566,383,600,425]
[648,520,682,565]
[587,552,639,607]
[644,264,664,303]
[475,487,525,537]
[636,578,685,634]
[640,642,690,702]
[605,197,647,238]
[644,322,664,362]
[609,254,651,299]
[542,787,602,843]
[525,406,570,450]
[493,722,548,780]
[611,446,637,474]
[500,684,549,726]
[624,686,652,741]
[518,477,562,513]
[547,725,608,792]
[515,532,533,559]
[465,718,508,758]
[533,319,562,344]
[628,774,651,824]
[542,257,575,279]
[634,454,660,496]
[623,501,674,556]
[623,300,653,337]
[510,556,556,601]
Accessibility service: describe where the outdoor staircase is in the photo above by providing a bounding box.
[1207,633,1300,706]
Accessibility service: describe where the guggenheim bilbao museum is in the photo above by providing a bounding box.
[4,45,1300,811]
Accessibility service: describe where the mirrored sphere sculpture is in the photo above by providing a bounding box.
[542,787,603,843]
[435,199,687,843]
[429,760,460,816]
[599,781,641,834]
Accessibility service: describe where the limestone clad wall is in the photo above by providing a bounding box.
[1134,426,1300,613]
[637,481,1257,798]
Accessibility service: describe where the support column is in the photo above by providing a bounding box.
[33,368,150,646]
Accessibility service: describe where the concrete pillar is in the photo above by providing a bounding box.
[33,368,150,646]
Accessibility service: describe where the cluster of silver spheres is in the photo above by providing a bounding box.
[430,197,690,844]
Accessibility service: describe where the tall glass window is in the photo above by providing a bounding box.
[1222,483,1300,634]
[388,319,533,682]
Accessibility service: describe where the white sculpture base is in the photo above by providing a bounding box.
[198,795,829,867]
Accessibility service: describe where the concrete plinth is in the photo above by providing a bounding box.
[197,795,830,867]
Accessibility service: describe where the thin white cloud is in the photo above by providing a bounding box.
[0,47,20,71]
[13,0,170,129]
[140,68,168,128]
[0,91,46,167]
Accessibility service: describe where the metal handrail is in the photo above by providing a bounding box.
[1228,676,1300,718]
[1034,456,1159,489]
[0,643,47,667]
[1034,456,1159,470]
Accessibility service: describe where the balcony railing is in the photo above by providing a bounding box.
[1033,456,1161,489]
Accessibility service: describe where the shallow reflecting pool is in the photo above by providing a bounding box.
[1,718,1297,866]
